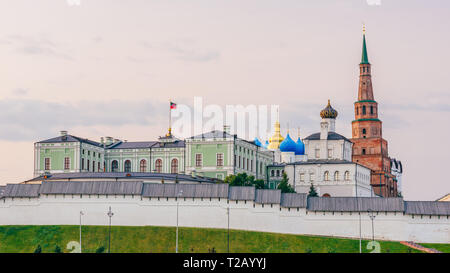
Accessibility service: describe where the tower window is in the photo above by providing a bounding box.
[370,106,374,115]
[362,106,366,115]
[362,128,366,135]
[362,149,366,155]
[356,107,359,115]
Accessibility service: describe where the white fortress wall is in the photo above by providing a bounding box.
[0,195,448,244]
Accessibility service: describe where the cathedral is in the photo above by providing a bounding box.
[264,29,402,197]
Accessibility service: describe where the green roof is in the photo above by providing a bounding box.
[361,34,370,64]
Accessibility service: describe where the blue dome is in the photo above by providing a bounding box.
[254,137,262,147]
[295,137,305,155]
[279,133,297,152]
[263,140,269,148]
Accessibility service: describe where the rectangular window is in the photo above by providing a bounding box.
[92,161,96,172]
[300,173,305,182]
[87,160,90,171]
[81,158,84,170]
[216,153,223,167]
[98,162,101,172]
[315,149,320,158]
[64,157,70,170]
[328,149,333,158]
[44,158,51,170]
[310,173,315,181]
[195,154,202,167]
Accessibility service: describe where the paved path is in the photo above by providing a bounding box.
[400,241,442,253]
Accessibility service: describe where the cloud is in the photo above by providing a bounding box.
[0,98,166,142]
[11,88,29,96]
[0,34,71,60]
[140,40,220,63]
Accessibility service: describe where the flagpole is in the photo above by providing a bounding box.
[169,99,172,136]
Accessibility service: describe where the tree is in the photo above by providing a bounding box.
[224,173,267,189]
[34,245,42,253]
[308,183,318,197]
[277,173,295,193]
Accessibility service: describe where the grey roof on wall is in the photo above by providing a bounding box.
[307,197,405,212]
[281,193,308,208]
[228,186,255,201]
[255,189,281,204]
[304,132,350,142]
[109,141,157,149]
[40,181,143,195]
[38,135,102,147]
[2,184,41,198]
[142,183,229,198]
[188,130,234,139]
[404,201,450,216]
[26,172,217,183]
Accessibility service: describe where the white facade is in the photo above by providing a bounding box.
[284,162,374,197]
[0,195,448,244]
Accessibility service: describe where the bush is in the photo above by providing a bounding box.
[96,246,106,253]
[306,247,313,253]
[34,245,42,253]
[54,245,62,253]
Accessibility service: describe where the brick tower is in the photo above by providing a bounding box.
[351,27,397,197]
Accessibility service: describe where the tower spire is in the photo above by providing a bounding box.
[361,25,369,64]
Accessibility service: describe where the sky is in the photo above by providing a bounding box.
[0,0,449,200]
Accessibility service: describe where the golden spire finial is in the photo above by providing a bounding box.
[328,99,331,106]
[363,24,366,35]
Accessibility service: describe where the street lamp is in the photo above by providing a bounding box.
[107,207,114,253]
[79,211,84,253]
[227,205,230,253]
[368,209,376,243]
[176,190,183,253]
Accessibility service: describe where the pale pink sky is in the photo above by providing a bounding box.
[0,0,449,200]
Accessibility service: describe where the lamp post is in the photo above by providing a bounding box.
[79,211,84,253]
[107,207,114,253]
[176,190,183,253]
[227,206,230,253]
[368,209,376,243]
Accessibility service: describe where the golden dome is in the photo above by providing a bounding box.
[320,99,338,119]
[267,121,284,150]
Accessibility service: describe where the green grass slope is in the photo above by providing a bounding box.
[0,225,444,253]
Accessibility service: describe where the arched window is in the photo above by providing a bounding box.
[111,160,118,172]
[124,160,131,173]
[155,159,162,173]
[171,158,178,174]
[370,106,374,115]
[362,128,367,135]
[140,159,147,172]
[276,170,280,177]
[322,193,331,197]
[362,106,366,115]
[271,170,275,177]
[324,171,329,181]
[344,171,350,181]
[334,171,339,181]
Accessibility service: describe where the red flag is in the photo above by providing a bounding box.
[170,102,177,109]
